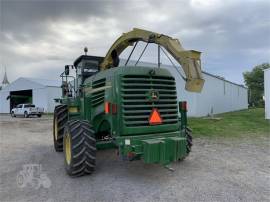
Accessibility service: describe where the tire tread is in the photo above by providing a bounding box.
[64,120,96,177]
[53,105,68,152]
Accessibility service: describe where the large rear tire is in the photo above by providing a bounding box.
[63,120,96,177]
[53,105,68,152]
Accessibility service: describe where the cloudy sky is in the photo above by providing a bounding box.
[1,0,269,85]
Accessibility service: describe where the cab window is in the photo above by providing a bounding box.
[25,104,35,108]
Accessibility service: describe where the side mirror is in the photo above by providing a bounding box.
[65,65,70,75]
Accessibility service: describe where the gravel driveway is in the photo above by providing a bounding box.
[0,115,269,202]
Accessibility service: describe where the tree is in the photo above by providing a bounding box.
[243,63,269,107]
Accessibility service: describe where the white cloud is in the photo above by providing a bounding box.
[190,0,225,10]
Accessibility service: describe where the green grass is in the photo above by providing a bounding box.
[189,108,270,138]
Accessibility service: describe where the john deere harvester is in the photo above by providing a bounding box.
[53,28,204,176]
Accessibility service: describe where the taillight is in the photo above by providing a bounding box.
[105,102,110,114]
[112,103,117,114]
[127,152,135,160]
[182,101,187,111]
[179,101,187,111]
[105,102,117,114]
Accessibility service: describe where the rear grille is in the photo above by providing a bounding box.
[91,78,106,107]
[121,75,178,127]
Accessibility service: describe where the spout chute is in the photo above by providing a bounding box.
[100,28,204,92]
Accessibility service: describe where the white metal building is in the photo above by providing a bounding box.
[0,77,61,113]
[177,71,248,117]
[264,68,270,119]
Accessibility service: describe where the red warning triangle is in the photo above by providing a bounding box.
[149,108,163,125]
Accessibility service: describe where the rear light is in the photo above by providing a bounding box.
[179,101,187,111]
[127,152,135,160]
[105,102,117,114]
[112,103,117,114]
[105,102,110,114]
[182,101,187,111]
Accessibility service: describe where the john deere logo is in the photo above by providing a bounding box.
[147,90,159,101]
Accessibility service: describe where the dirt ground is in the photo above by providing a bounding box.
[0,114,269,202]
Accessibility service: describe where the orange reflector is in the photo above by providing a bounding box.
[105,102,110,114]
[149,108,163,125]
